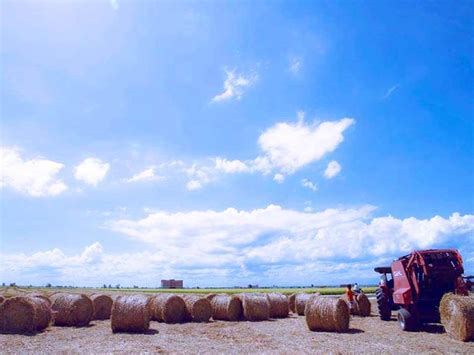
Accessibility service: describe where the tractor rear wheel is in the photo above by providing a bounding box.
[397,308,418,331]
[376,287,391,321]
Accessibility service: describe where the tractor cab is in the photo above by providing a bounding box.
[374,266,393,290]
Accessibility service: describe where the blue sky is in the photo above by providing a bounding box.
[1,0,473,287]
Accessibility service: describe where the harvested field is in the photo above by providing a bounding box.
[1,299,473,353]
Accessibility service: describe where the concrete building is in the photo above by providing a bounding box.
[161,279,183,289]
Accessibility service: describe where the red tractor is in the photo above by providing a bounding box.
[374,249,469,331]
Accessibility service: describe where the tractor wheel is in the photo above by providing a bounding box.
[397,308,418,331]
[376,288,391,321]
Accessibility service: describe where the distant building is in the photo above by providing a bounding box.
[161,279,183,289]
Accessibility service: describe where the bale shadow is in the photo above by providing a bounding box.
[419,323,445,334]
[347,328,364,334]
[144,329,159,335]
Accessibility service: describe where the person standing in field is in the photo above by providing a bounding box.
[346,284,355,311]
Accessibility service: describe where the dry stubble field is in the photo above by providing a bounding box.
[1,299,473,353]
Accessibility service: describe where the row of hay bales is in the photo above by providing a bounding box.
[0,292,291,334]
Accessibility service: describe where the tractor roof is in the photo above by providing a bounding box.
[374,266,391,274]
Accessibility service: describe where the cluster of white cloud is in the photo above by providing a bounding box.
[2,205,472,286]
[301,178,317,191]
[0,146,113,196]
[124,166,164,183]
[181,115,353,190]
[289,57,302,74]
[0,146,67,197]
[211,69,258,102]
[324,160,341,179]
[74,158,110,186]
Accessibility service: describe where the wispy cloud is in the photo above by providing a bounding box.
[125,167,165,183]
[301,178,317,191]
[109,0,119,11]
[382,84,399,99]
[211,69,258,102]
[324,160,341,179]
[289,57,302,74]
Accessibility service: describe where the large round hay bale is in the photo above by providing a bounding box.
[111,294,151,333]
[288,293,296,313]
[306,295,350,332]
[182,295,212,322]
[0,296,51,333]
[440,293,474,342]
[356,293,371,317]
[210,294,243,321]
[50,293,94,327]
[206,293,218,301]
[237,293,270,321]
[28,293,52,306]
[149,294,186,323]
[90,294,113,320]
[266,293,289,318]
[296,293,317,316]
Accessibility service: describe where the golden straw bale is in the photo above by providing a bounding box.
[50,293,94,327]
[440,293,474,342]
[0,296,51,334]
[28,293,51,306]
[305,295,350,332]
[236,293,270,321]
[356,293,371,317]
[111,294,151,333]
[182,295,212,322]
[149,294,186,323]
[296,293,320,316]
[266,293,289,318]
[90,294,113,320]
[210,294,243,321]
[206,293,218,301]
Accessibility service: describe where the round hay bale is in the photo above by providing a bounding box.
[0,295,4,304]
[206,293,218,301]
[210,294,243,321]
[50,293,94,327]
[0,296,51,333]
[266,293,289,318]
[288,293,296,313]
[90,294,113,320]
[440,293,474,342]
[28,293,52,306]
[296,293,318,316]
[149,294,186,323]
[306,295,350,332]
[239,293,270,321]
[356,293,371,317]
[182,295,212,322]
[111,294,151,333]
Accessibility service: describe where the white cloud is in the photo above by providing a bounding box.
[186,179,203,191]
[2,206,473,286]
[109,0,119,11]
[0,146,67,197]
[301,178,317,191]
[258,117,354,174]
[324,160,341,179]
[212,69,257,102]
[74,157,110,186]
[125,167,164,183]
[382,84,399,99]
[289,57,302,74]
[214,157,250,173]
[273,173,285,183]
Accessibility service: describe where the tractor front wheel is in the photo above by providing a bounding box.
[376,287,391,321]
[398,308,418,331]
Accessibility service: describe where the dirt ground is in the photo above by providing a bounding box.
[2,300,473,354]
